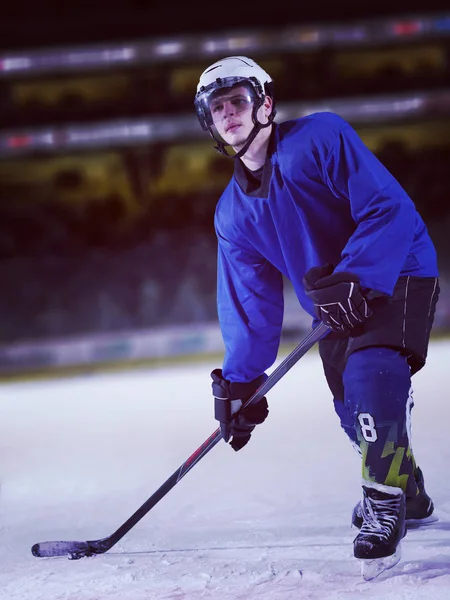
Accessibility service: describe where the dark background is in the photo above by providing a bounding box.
[2,1,450,49]
[1,1,450,369]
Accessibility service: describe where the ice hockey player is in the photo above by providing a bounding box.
[194,56,440,579]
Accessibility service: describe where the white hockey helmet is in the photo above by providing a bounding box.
[194,56,274,131]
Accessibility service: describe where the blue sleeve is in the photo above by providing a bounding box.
[324,123,416,295]
[216,227,284,383]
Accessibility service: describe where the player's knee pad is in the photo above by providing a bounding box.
[343,346,412,424]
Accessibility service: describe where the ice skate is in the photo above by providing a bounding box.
[352,467,436,530]
[353,482,406,581]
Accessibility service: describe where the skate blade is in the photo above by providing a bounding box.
[360,544,401,581]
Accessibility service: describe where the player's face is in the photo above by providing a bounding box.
[209,85,255,146]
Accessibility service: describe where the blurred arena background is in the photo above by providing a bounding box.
[1,3,450,378]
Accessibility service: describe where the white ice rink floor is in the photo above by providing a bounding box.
[0,339,449,600]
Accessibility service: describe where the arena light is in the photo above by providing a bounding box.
[434,16,450,32]
[391,20,423,36]
[7,135,32,148]
[153,41,185,56]
[0,56,32,73]
[283,28,321,48]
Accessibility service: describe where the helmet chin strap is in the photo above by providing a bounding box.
[209,111,276,159]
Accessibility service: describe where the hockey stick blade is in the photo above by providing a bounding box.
[32,540,102,559]
[32,322,329,559]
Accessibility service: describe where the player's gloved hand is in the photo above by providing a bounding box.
[303,263,373,333]
[211,369,269,451]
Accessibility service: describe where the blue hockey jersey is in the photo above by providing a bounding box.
[214,112,439,382]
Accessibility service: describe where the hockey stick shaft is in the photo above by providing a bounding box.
[32,322,329,558]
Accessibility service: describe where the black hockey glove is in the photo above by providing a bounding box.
[303,263,373,333]
[211,369,269,452]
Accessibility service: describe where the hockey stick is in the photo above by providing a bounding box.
[32,321,329,559]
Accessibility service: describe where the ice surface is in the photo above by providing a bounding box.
[0,339,449,599]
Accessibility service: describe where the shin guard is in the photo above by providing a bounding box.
[343,347,419,497]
